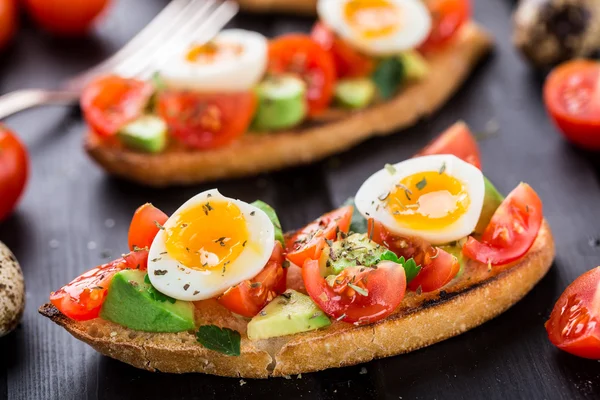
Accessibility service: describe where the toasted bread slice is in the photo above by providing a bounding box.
[85,23,493,187]
[39,221,554,378]
[237,0,317,14]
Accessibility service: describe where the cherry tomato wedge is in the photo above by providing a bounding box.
[543,60,600,150]
[463,183,543,266]
[303,259,406,325]
[81,75,154,137]
[546,267,600,359]
[417,121,481,169]
[311,22,375,78]
[268,34,336,116]
[420,0,471,52]
[407,247,460,292]
[218,242,287,317]
[128,203,169,251]
[157,90,256,150]
[0,125,28,221]
[50,250,149,321]
[285,205,353,267]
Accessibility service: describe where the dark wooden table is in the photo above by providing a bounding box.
[2,0,600,399]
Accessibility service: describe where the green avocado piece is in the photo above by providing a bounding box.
[247,290,331,340]
[251,200,284,246]
[343,197,368,234]
[475,177,505,235]
[440,243,467,278]
[117,115,167,153]
[328,233,386,274]
[100,270,195,333]
[252,75,307,131]
[398,50,429,81]
[334,78,376,109]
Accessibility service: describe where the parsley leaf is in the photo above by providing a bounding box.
[343,197,368,234]
[144,274,176,304]
[371,57,405,100]
[196,325,241,356]
[380,251,421,283]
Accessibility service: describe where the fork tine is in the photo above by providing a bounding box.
[64,0,191,90]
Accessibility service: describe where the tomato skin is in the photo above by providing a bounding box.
[81,75,154,138]
[50,250,149,321]
[407,247,460,292]
[24,0,110,36]
[0,0,17,50]
[0,125,28,222]
[128,203,168,252]
[463,183,543,266]
[546,267,600,359]
[157,90,256,150]
[218,242,287,317]
[544,60,600,150]
[285,205,353,267]
[418,121,481,169]
[310,22,375,78]
[420,0,471,52]
[268,34,337,116]
[303,259,406,325]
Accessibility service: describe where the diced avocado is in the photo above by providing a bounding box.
[247,290,331,340]
[398,50,429,81]
[328,233,386,274]
[251,200,284,246]
[343,197,368,234]
[474,177,505,235]
[100,270,195,332]
[440,242,467,277]
[334,78,376,109]
[252,75,307,131]
[117,115,167,153]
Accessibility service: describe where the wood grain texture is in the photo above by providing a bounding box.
[1,0,600,399]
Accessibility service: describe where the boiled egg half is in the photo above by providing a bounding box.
[355,155,484,244]
[148,189,274,301]
[158,29,268,92]
[317,0,432,56]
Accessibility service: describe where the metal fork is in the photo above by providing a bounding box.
[0,0,239,120]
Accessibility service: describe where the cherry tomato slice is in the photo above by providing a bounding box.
[417,121,481,169]
[420,0,471,52]
[285,205,353,267]
[81,75,154,137]
[50,250,149,321]
[128,203,169,251]
[544,60,600,150]
[0,125,28,221]
[546,267,600,359]
[311,22,375,78]
[157,90,256,150]
[303,259,406,325]
[268,34,337,116]
[407,247,460,292]
[217,242,287,317]
[463,183,543,266]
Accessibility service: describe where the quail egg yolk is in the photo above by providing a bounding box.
[164,200,249,271]
[386,171,470,230]
[186,41,244,64]
[344,0,401,39]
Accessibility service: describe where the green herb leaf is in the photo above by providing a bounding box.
[151,72,166,90]
[144,274,176,303]
[343,197,368,234]
[379,251,421,283]
[348,283,369,296]
[196,325,241,356]
[416,177,427,191]
[384,163,397,175]
[371,57,405,100]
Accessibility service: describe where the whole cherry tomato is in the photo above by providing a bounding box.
[0,125,28,221]
[24,0,110,36]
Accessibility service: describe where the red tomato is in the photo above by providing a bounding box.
[81,75,154,138]
[463,183,543,266]
[50,250,148,321]
[0,125,28,221]
[407,247,460,292]
[543,60,600,150]
[303,259,406,325]
[310,22,375,78]
[285,206,353,267]
[217,242,287,317]
[128,203,168,251]
[268,34,336,116]
[418,121,481,169]
[420,0,471,52]
[24,0,110,36]
[546,267,600,359]
[0,0,17,50]
[157,90,256,150]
